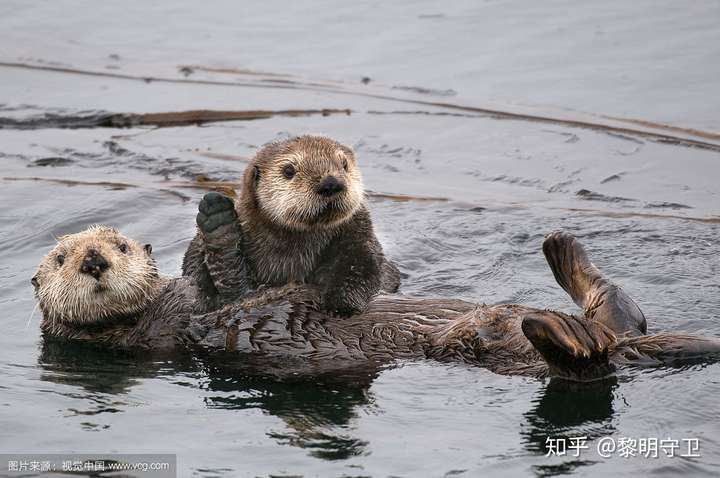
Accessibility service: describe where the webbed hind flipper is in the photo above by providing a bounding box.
[543,231,647,337]
[522,311,617,381]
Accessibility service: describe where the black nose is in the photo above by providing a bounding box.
[80,249,109,280]
[316,176,346,197]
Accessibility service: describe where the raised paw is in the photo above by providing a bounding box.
[197,192,237,234]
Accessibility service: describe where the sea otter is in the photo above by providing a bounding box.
[182,135,400,315]
[32,218,720,381]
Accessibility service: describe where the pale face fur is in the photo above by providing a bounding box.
[250,136,365,231]
[33,226,160,325]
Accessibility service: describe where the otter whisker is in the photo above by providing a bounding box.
[25,302,39,330]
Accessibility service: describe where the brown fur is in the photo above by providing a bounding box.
[33,229,553,376]
[241,136,364,233]
[33,226,162,328]
[183,135,400,315]
[37,228,720,380]
[237,136,363,284]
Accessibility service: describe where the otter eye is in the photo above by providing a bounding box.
[31,277,39,288]
[56,254,65,266]
[342,158,349,171]
[119,243,128,253]
[282,164,296,179]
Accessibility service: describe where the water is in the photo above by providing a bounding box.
[1,1,719,476]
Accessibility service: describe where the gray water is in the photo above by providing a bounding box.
[1,1,719,477]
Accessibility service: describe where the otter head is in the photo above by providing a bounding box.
[243,135,365,231]
[32,226,159,326]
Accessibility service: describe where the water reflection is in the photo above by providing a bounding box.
[522,378,618,477]
[199,352,380,460]
[38,338,169,395]
[38,339,378,460]
[39,337,625,466]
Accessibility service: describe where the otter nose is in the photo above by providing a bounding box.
[80,248,109,280]
[316,176,345,197]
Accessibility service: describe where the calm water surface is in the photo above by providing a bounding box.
[0,2,719,477]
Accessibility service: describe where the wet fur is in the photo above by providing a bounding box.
[34,226,161,327]
[37,229,720,381]
[40,280,720,379]
[183,136,400,315]
[33,229,556,376]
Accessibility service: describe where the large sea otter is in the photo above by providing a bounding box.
[31,197,720,381]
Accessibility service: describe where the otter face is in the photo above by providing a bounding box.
[251,136,365,231]
[32,226,159,325]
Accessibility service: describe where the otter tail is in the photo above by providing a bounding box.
[612,333,720,366]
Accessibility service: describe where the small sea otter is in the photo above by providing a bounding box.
[182,135,400,315]
[32,221,720,381]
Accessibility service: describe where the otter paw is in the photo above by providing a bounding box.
[197,192,237,234]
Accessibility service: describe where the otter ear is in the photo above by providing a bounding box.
[253,165,260,182]
[144,244,153,255]
[31,276,39,288]
[340,145,355,160]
